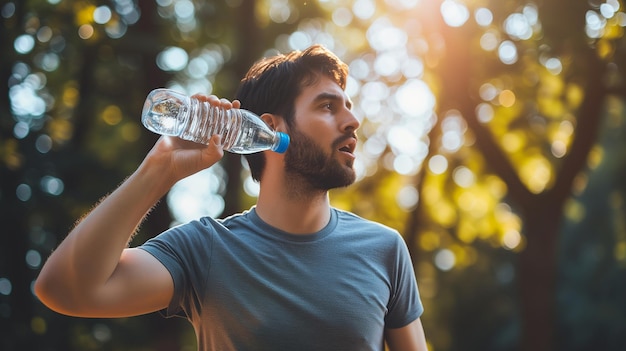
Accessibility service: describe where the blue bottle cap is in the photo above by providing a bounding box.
[273,132,290,153]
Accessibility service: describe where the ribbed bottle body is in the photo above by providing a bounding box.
[141,89,289,154]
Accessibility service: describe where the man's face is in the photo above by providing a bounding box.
[283,75,360,191]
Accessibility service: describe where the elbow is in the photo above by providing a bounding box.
[34,271,77,316]
[34,274,53,305]
[33,273,62,313]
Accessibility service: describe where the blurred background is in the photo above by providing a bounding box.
[2,0,626,350]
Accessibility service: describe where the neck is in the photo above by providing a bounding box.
[255,170,331,235]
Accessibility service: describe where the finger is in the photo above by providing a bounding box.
[191,94,221,106]
[219,98,233,109]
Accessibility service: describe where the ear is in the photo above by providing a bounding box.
[260,113,286,132]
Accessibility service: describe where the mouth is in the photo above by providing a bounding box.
[337,136,357,156]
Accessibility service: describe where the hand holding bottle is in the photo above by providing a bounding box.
[144,94,240,185]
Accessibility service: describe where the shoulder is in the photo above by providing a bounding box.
[333,208,402,238]
[332,208,407,254]
[141,213,243,256]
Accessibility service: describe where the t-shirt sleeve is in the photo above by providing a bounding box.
[138,220,214,318]
[384,234,424,329]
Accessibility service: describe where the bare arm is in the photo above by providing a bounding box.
[35,96,237,318]
[385,318,428,351]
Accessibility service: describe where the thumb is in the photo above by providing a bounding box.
[210,134,223,149]
[204,134,224,161]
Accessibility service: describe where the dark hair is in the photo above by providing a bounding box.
[234,44,348,181]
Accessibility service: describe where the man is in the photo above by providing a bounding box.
[35,45,427,350]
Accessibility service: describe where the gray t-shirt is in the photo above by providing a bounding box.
[140,207,423,351]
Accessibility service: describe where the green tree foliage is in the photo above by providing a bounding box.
[1,1,185,349]
[375,1,626,350]
[333,0,626,350]
[0,0,326,349]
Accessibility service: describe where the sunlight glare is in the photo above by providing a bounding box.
[353,0,375,20]
[364,135,386,156]
[366,18,407,51]
[395,79,435,118]
[360,99,383,122]
[387,125,419,154]
[385,0,420,10]
[349,58,370,80]
[332,7,352,27]
[374,52,401,77]
[402,58,424,78]
[362,81,390,101]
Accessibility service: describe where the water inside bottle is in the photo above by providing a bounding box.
[142,91,188,136]
[227,116,280,153]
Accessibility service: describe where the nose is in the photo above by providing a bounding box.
[341,109,360,133]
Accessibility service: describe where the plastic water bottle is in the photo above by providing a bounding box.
[141,88,290,154]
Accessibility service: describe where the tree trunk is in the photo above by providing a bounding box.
[517,198,560,351]
[222,0,262,216]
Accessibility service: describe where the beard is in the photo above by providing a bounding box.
[283,128,356,191]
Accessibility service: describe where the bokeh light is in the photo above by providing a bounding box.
[434,248,456,271]
[157,46,188,71]
[0,278,12,296]
[441,0,470,27]
[167,167,226,224]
